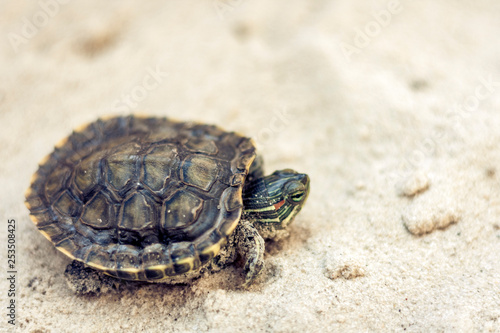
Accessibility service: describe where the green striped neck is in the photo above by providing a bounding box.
[242,169,310,229]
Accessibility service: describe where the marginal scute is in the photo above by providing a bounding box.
[142,244,169,266]
[196,230,225,263]
[181,155,218,191]
[81,192,115,229]
[38,223,63,239]
[55,238,79,258]
[45,166,71,200]
[53,190,81,218]
[29,210,51,225]
[25,191,44,211]
[219,210,240,236]
[71,122,99,149]
[116,245,141,270]
[115,245,142,279]
[230,173,245,186]
[119,192,155,231]
[142,244,175,279]
[238,138,255,153]
[162,191,203,229]
[144,268,165,280]
[170,243,199,274]
[143,144,178,191]
[85,246,115,270]
[129,116,159,133]
[222,187,243,212]
[145,122,179,141]
[236,153,255,171]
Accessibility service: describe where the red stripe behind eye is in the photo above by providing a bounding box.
[273,200,285,210]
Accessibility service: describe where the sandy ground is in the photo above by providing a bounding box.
[1,1,500,332]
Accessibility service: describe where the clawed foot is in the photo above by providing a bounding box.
[235,221,266,287]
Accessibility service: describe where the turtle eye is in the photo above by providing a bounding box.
[284,181,306,204]
[290,190,305,202]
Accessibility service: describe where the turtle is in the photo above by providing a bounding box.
[25,115,310,291]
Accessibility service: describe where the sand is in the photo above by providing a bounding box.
[1,1,499,332]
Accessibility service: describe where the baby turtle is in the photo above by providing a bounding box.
[25,115,310,289]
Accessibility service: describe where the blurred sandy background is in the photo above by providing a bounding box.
[1,1,500,332]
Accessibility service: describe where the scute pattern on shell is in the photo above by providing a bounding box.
[25,115,256,281]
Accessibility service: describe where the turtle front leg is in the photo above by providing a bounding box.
[234,220,265,287]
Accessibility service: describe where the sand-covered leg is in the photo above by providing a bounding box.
[235,221,265,287]
[64,261,121,295]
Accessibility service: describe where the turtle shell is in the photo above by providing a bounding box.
[25,115,256,281]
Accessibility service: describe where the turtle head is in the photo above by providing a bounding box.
[242,169,310,232]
